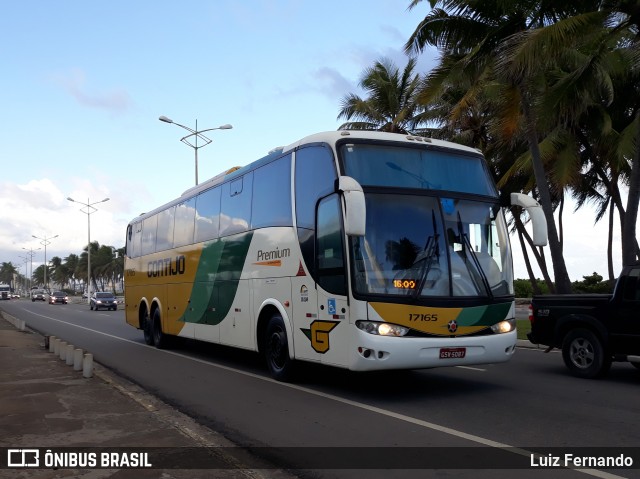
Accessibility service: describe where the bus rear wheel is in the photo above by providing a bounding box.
[142,311,154,346]
[151,309,170,349]
[264,315,295,382]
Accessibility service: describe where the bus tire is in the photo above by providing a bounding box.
[151,308,170,349]
[561,328,610,379]
[142,312,154,346]
[264,315,295,382]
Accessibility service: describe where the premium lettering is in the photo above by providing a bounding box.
[257,247,290,262]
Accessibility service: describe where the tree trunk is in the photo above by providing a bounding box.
[514,214,541,294]
[622,110,640,266]
[516,214,556,292]
[558,192,564,252]
[521,96,573,293]
[607,198,615,284]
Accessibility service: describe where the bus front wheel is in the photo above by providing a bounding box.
[265,315,295,381]
[151,309,169,349]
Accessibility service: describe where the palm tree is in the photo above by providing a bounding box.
[32,264,47,288]
[50,256,67,289]
[63,254,79,292]
[498,5,640,268]
[0,262,18,291]
[93,245,118,292]
[76,241,101,293]
[337,57,427,133]
[411,47,560,291]
[404,0,610,292]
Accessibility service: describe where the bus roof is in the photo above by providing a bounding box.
[129,130,481,224]
[282,130,480,155]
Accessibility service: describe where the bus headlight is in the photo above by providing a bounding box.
[356,321,409,337]
[491,319,516,334]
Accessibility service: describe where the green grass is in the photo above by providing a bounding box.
[516,319,531,340]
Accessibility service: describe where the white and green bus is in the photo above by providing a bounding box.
[124,130,546,380]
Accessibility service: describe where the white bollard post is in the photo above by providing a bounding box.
[73,349,84,371]
[48,336,56,352]
[19,320,26,331]
[53,338,60,355]
[66,344,74,365]
[83,353,93,378]
[59,341,67,361]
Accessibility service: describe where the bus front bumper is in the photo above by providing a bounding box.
[348,329,517,371]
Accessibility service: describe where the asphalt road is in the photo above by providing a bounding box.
[2,299,639,479]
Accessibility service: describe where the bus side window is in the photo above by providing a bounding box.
[295,145,337,278]
[316,194,347,295]
[220,173,253,237]
[251,154,292,229]
[126,225,132,257]
[295,146,336,229]
[156,206,176,252]
[130,222,142,258]
[141,215,158,256]
[174,197,196,247]
[195,187,221,243]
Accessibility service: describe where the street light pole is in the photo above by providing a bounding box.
[159,115,232,185]
[32,234,58,291]
[21,247,40,292]
[67,197,110,304]
[17,255,28,295]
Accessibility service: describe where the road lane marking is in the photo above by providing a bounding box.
[455,366,486,371]
[22,311,625,479]
[516,346,561,354]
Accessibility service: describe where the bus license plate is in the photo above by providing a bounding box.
[440,347,466,359]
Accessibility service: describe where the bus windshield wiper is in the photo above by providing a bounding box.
[413,211,440,299]
[457,212,493,298]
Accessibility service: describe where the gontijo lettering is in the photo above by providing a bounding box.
[147,255,186,277]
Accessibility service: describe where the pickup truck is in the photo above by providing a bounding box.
[527,263,640,378]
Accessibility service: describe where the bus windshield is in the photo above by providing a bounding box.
[343,142,513,299]
[340,142,497,196]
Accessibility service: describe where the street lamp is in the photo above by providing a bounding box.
[17,255,28,295]
[32,234,58,291]
[159,115,232,185]
[21,247,40,291]
[67,197,110,304]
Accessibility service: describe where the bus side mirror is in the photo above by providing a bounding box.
[338,176,366,236]
[510,193,548,246]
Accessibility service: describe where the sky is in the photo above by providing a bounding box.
[0,0,631,284]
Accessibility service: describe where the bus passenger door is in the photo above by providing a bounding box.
[291,266,321,363]
[314,194,349,368]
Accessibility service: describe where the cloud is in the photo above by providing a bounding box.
[0,177,140,268]
[51,68,133,113]
[312,67,355,100]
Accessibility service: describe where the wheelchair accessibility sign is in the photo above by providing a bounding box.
[327,298,336,315]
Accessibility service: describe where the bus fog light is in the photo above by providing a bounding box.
[356,321,409,337]
[491,319,516,334]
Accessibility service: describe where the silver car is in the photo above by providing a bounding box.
[90,292,118,311]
